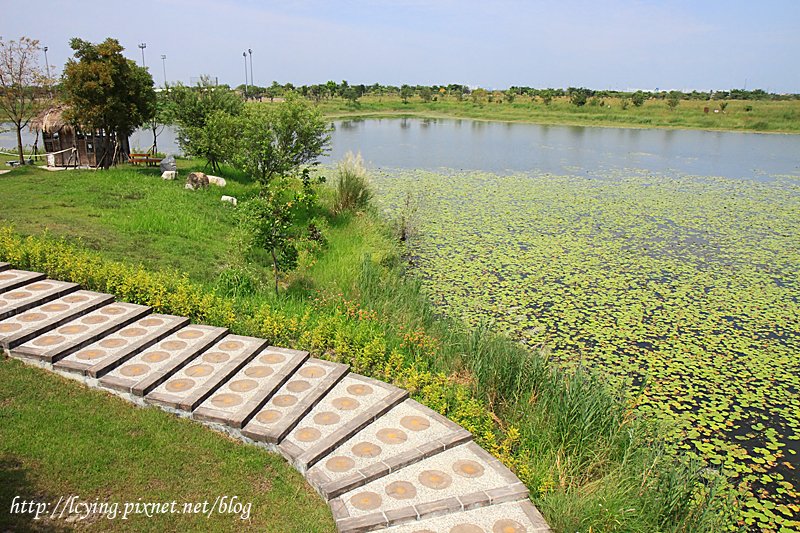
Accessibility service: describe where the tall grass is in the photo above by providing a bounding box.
[334,151,373,212]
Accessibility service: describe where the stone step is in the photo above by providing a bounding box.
[97,324,227,396]
[0,290,114,350]
[12,302,151,363]
[54,314,189,377]
[0,269,46,294]
[144,334,267,412]
[241,358,349,444]
[329,441,529,533]
[0,279,79,321]
[278,374,408,472]
[192,346,309,429]
[0,262,9,271]
[377,500,551,533]
[307,399,472,500]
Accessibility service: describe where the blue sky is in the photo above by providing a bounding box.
[4,0,799,92]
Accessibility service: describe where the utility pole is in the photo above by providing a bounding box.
[248,48,254,87]
[43,46,52,97]
[138,43,147,67]
[161,55,167,88]
[243,51,248,99]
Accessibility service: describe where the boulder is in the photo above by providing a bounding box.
[161,170,177,180]
[207,175,227,187]
[185,171,209,190]
[160,155,177,173]
[221,195,238,206]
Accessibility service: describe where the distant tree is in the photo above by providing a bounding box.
[718,101,728,112]
[62,37,156,168]
[419,87,433,102]
[666,90,681,110]
[540,89,554,105]
[400,84,413,103]
[233,95,331,188]
[0,36,48,164]
[568,87,590,107]
[504,90,516,104]
[471,88,488,105]
[343,86,360,106]
[630,91,646,107]
[620,97,630,110]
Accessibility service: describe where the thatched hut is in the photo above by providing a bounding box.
[30,105,130,167]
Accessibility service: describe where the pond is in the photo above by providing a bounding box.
[4,118,800,180]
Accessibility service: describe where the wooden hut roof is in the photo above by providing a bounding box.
[30,104,75,134]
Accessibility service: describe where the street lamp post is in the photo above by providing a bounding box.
[248,48,253,87]
[138,43,147,67]
[243,51,248,99]
[161,55,167,88]
[43,46,52,97]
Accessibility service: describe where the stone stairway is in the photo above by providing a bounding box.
[0,264,551,533]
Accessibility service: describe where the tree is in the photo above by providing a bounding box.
[419,87,433,102]
[667,90,681,110]
[233,94,331,188]
[0,36,48,164]
[400,84,413,104]
[568,87,590,107]
[168,77,243,171]
[343,86,360,106]
[631,90,646,107]
[62,38,156,168]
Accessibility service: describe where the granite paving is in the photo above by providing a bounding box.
[0,265,551,532]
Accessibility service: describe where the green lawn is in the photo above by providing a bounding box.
[0,358,335,532]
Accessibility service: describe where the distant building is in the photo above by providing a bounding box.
[30,105,130,167]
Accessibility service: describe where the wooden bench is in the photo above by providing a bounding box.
[129,152,164,166]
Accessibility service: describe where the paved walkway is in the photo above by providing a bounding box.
[0,263,551,533]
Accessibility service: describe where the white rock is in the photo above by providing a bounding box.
[162,170,177,180]
[207,175,226,187]
[184,183,195,190]
[221,195,237,206]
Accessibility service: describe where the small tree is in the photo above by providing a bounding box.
[400,84,413,104]
[62,38,156,168]
[719,101,728,113]
[631,90,646,107]
[0,36,48,164]
[568,87,590,107]
[419,87,433,102]
[343,86,360,106]
[667,91,681,110]
[234,95,331,188]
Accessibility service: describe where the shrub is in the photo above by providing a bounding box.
[335,151,372,212]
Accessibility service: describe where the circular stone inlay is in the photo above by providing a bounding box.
[350,491,382,511]
[295,427,321,442]
[100,306,124,315]
[0,323,21,333]
[325,456,355,473]
[202,351,230,364]
[286,380,311,393]
[332,397,360,411]
[0,273,13,280]
[142,350,170,363]
[58,324,89,335]
[259,352,286,364]
[351,442,382,458]
[400,415,431,432]
[298,366,324,378]
[211,393,243,408]
[77,349,105,360]
[184,364,213,377]
[244,365,273,378]
[376,428,408,445]
[27,283,51,291]
[20,313,47,322]
[139,317,164,327]
[347,383,374,396]
[34,335,65,347]
[82,315,109,325]
[453,459,485,479]
[5,291,31,300]
[493,519,527,533]
[385,481,417,500]
[100,338,127,348]
[450,525,484,533]
[120,327,147,338]
[255,410,282,424]
[161,340,187,351]
[120,364,149,377]
[41,303,68,312]
[272,394,297,407]
[219,340,244,352]
[313,411,341,425]
[177,329,204,339]
[229,379,258,392]
[418,469,453,490]
[63,294,89,303]
[165,378,195,392]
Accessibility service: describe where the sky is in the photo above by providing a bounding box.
[3,0,799,92]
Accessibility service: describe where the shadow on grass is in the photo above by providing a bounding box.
[0,456,68,532]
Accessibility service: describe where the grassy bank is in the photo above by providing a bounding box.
[308,95,800,133]
[0,161,739,531]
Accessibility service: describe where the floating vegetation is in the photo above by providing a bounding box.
[373,169,800,531]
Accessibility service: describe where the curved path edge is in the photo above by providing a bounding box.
[0,263,551,533]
